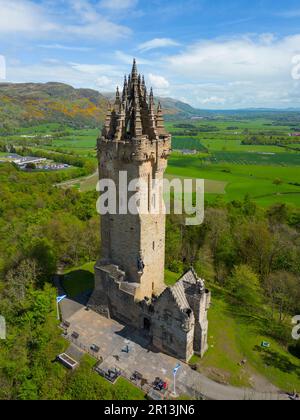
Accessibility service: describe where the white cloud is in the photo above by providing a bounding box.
[138,38,180,52]
[6,60,123,93]
[157,33,300,108]
[115,51,152,66]
[277,9,300,18]
[166,34,300,82]
[258,33,277,45]
[0,0,131,40]
[0,0,57,33]
[63,20,130,40]
[42,58,60,65]
[201,96,226,105]
[96,76,113,89]
[69,62,123,77]
[0,55,6,80]
[38,44,93,52]
[100,0,138,10]
[148,73,170,89]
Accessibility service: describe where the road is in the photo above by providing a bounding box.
[54,170,98,191]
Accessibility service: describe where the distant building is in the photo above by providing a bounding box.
[181,149,198,155]
[289,133,300,137]
[0,154,47,168]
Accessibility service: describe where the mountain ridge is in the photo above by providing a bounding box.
[0,82,202,130]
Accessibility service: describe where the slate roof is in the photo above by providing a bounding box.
[170,280,190,311]
[180,268,205,291]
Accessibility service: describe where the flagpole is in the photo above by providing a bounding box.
[56,298,60,321]
[56,295,67,321]
[173,372,176,396]
[172,363,181,398]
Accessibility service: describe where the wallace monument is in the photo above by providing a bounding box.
[88,60,210,362]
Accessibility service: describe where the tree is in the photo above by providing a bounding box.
[228,265,262,309]
[267,203,289,224]
[234,221,275,279]
[264,271,300,321]
[273,178,283,186]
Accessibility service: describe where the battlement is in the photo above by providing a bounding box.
[98,135,171,164]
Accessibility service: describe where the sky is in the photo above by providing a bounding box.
[1,0,300,109]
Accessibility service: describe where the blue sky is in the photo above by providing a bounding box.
[1,0,300,108]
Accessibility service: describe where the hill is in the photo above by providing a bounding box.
[103,92,201,119]
[0,82,202,131]
[0,82,109,131]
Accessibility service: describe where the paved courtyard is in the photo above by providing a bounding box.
[61,299,287,401]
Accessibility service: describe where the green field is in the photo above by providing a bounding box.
[68,355,146,400]
[200,290,300,392]
[206,151,300,166]
[172,136,207,152]
[2,116,300,208]
[201,139,288,153]
[167,154,300,206]
[164,116,300,207]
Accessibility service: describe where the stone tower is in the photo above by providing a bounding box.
[89,60,171,312]
[88,60,210,362]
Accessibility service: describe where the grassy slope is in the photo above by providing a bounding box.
[198,292,300,391]
[62,262,95,298]
[165,269,180,286]
[79,355,146,400]
[166,272,300,392]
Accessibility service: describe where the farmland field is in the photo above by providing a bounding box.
[205,151,300,166]
[172,136,207,152]
[167,155,300,206]
[1,114,300,207]
[165,116,300,207]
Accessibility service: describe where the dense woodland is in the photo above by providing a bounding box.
[0,160,300,399]
[243,134,300,146]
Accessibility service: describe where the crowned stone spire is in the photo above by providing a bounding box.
[100,60,169,142]
[156,102,166,136]
[102,102,112,137]
[122,76,128,102]
[131,58,138,82]
[115,86,121,107]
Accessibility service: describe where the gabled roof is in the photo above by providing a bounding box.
[179,268,205,292]
[170,280,190,311]
[180,268,198,285]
